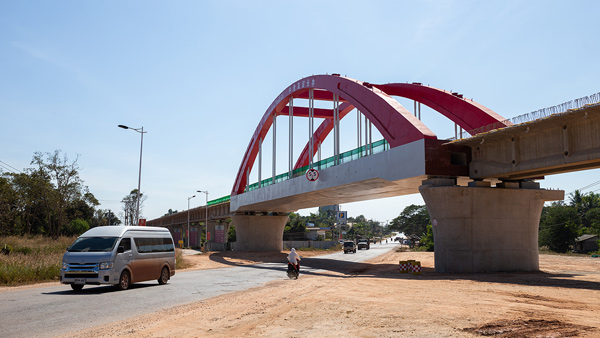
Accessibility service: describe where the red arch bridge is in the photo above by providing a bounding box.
[148,74,600,273]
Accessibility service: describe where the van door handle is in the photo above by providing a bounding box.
[128,254,133,258]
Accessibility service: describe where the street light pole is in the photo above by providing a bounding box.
[197,190,208,249]
[187,195,196,248]
[118,124,147,226]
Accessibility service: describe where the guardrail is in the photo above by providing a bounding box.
[244,139,390,192]
[450,91,600,140]
[204,140,391,205]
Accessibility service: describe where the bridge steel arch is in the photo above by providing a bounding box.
[232,74,441,196]
[294,82,509,170]
[233,74,511,197]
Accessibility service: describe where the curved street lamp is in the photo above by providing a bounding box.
[118,124,146,226]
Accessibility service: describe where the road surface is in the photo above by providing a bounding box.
[0,242,396,338]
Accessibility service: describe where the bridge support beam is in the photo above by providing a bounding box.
[419,180,563,273]
[231,214,289,251]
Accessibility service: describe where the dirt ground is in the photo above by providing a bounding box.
[63,247,600,338]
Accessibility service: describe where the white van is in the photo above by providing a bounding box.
[60,226,176,291]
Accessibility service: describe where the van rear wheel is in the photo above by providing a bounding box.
[158,267,169,285]
[117,270,130,290]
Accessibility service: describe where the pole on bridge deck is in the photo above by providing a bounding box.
[357,109,362,157]
[272,111,276,185]
[289,96,293,178]
[258,137,262,186]
[309,88,314,168]
[333,93,340,165]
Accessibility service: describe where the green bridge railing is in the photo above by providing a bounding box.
[207,138,390,205]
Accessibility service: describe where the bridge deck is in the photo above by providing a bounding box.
[453,103,600,180]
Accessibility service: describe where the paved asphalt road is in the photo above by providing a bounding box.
[0,241,397,338]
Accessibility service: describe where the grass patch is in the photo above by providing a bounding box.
[0,236,76,286]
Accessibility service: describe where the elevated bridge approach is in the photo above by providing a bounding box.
[151,74,600,273]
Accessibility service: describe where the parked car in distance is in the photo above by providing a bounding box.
[357,238,370,250]
[60,225,176,291]
[343,241,357,254]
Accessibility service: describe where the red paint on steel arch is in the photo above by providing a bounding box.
[373,83,508,132]
[293,82,508,170]
[232,75,437,196]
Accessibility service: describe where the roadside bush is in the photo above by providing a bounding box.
[61,218,90,237]
[420,224,434,252]
[175,248,193,270]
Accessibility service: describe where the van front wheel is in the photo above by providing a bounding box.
[117,270,130,290]
[158,267,169,285]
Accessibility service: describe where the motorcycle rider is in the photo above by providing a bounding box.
[288,248,301,275]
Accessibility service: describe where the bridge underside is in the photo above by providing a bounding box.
[231,138,471,213]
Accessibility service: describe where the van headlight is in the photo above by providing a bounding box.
[99,262,114,270]
[61,262,68,270]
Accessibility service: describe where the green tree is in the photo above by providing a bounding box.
[62,218,90,236]
[539,201,579,253]
[31,151,86,238]
[569,190,600,233]
[90,209,120,227]
[420,224,434,251]
[227,223,236,242]
[122,189,146,225]
[389,205,430,237]
[284,213,306,240]
[164,209,179,216]
[0,174,18,235]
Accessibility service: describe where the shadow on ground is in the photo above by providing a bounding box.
[207,251,600,291]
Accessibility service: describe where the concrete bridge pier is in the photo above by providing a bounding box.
[231,213,289,251]
[419,179,564,273]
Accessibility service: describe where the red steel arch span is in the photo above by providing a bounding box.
[232,74,508,196]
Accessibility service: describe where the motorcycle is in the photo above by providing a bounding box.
[287,262,300,279]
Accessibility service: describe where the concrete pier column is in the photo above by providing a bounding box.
[231,214,289,251]
[419,181,563,273]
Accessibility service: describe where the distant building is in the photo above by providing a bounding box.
[574,234,599,253]
[319,204,340,215]
[306,227,327,240]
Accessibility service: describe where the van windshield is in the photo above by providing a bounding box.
[68,237,118,252]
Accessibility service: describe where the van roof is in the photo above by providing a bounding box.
[80,225,171,237]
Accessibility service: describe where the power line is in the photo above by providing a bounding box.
[578,179,600,192]
[564,178,600,198]
[0,160,22,173]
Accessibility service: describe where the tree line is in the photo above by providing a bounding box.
[539,190,600,252]
[283,211,387,241]
[0,151,133,238]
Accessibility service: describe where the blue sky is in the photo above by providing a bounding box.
[2,0,599,224]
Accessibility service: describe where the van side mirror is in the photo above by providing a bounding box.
[117,246,125,254]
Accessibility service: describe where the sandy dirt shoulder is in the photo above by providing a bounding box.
[60,249,600,338]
